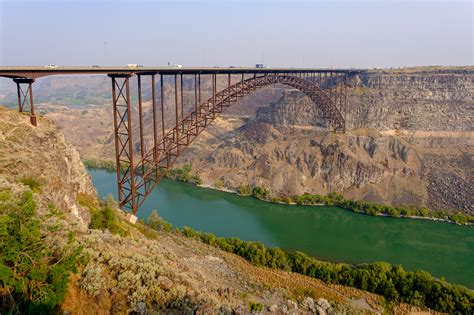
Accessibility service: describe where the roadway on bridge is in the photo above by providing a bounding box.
[0,66,364,78]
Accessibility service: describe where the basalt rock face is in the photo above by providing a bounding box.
[256,89,328,128]
[0,107,96,228]
[178,68,473,214]
[347,69,473,131]
[180,122,434,208]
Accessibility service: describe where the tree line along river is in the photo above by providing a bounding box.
[89,168,474,288]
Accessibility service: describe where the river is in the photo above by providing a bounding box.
[89,168,474,288]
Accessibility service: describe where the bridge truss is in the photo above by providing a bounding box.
[1,67,357,216]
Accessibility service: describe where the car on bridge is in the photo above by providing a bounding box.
[126,64,143,69]
[45,64,58,69]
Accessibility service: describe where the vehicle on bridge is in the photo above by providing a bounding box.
[44,64,58,69]
[126,64,143,69]
[255,63,266,68]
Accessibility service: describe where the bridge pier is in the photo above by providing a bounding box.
[13,78,37,126]
[109,73,138,214]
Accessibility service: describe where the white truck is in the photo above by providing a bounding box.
[126,64,143,69]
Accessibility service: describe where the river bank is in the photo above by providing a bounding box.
[84,159,473,226]
[89,167,474,288]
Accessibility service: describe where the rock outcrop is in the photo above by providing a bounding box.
[0,107,96,227]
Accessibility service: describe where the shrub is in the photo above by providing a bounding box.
[214,179,225,189]
[81,194,129,237]
[248,302,264,312]
[0,190,82,313]
[179,226,474,314]
[19,176,41,193]
[237,184,252,196]
[146,211,172,232]
[165,163,202,185]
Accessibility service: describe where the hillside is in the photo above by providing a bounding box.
[2,107,439,314]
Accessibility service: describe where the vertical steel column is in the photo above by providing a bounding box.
[109,74,135,213]
[15,81,22,112]
[151,74,158,162]
[174,74,179,152]
[137,75,145,162]
[212,73,216,118]
[194,74,198,112]
[13,78,37,126]
[330,72,334,102]
[180,73,184,120]
[160,74,165,151]
[344,74,348,122]
[28,82,36,126]
[228,73,231,106]
[198,73,201,105]
[339,74,345,115]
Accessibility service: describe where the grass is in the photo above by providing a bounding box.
[77,193,129,237]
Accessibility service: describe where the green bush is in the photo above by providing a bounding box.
[80,194,129,237]
[214,179,225,189]
[237,184,253,196]
[248,302,264,312]
[165,163,202,185]
[82,159,115,170]
[19,176,41,193]
[180,225,474,314]
[0,190,82,313]
[146,210,172,232]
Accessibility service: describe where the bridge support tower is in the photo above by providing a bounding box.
[13,78,37,126]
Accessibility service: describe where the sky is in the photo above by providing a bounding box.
[0,0,473,68]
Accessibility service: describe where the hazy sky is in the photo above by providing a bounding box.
[0,0,473,68]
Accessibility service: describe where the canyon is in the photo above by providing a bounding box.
[12,66,471,215]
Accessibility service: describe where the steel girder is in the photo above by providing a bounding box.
[118,74,345,214]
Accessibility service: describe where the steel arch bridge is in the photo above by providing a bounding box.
[0,66,362,216]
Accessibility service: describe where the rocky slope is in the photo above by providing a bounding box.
[0,107,96,227]
[5,107,440,314]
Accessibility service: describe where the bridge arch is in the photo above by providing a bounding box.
[124,74,345,213]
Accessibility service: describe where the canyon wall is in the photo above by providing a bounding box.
[177,68,473,214]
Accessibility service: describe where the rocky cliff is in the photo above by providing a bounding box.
[0,107,96,227]
[346,68,473,131]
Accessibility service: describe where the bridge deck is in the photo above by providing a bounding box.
[0,66,364,78]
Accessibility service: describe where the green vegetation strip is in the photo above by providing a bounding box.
[236,185,474,225]
[71,191,474,314]
[175,224,473,314]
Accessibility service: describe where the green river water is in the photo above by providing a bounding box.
[89,168,474,288]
